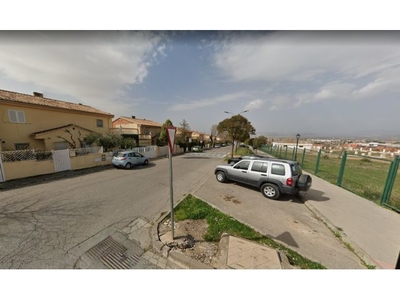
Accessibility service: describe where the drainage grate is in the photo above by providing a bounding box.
[86,236,140,269]
[101,252,140,269]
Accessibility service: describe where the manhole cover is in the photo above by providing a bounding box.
[86,236,140,269]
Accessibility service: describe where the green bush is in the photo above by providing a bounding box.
[361,157,372,163]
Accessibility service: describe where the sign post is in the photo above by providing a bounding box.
[166,126,176,239]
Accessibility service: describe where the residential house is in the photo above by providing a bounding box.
[191,131,205,142]
[111,116,162,146]
[0,89,114,151]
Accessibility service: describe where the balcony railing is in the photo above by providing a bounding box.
[109,127,139,135]
[109,128,151,140]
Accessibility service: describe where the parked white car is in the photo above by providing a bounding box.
[112,151,149,169]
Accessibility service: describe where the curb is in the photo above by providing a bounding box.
[151,209,213,269]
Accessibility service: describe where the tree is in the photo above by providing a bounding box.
[158,119,173,146]
[97,133,122,151]
[252,135,268,150]
[178,119,191,151]
[210,124,218,147]
[217,115,256,158]
[83,132,102,146]
[120,137,136,149]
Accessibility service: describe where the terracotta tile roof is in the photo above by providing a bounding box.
[117,117,162,127]
[0,89,114,117]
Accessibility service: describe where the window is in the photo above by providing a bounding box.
[96,119,104,127]
[8,110,26,123]
[235,161,250,170]
[15,143,30,150]
[251,161,268,173]
[54,142,68,150]
[291,163,301,176]
[271,164,285,175]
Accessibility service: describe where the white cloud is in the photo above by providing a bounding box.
[0,31,164,112]
[244,99,264,111]
[169,92,249,111]
[352,66,400,99]
[212,31,400,83]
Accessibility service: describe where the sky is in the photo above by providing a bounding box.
[1,30,400,139]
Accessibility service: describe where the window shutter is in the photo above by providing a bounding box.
[17,111,26,123]
[8,110,17,123]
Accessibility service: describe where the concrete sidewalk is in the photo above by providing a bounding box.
[304,173,400,269]
[189,165,399,269]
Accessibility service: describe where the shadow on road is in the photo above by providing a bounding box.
[275,231,299,248]
[227,182,309,204]
[303,189,330,202]
[0,165,114,191]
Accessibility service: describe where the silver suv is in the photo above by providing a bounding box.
[214,158,312,199]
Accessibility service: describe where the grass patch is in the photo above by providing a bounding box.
[174,194,326,269]
[223,147,254,162]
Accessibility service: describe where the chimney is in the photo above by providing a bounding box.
[132,116,136,119]
[33,92,43,97]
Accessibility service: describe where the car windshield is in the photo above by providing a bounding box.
[117,153,128,157]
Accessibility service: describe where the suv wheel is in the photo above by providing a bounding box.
[216,171,227,183]
[260,183,280,199]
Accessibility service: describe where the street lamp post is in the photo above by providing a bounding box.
[295,133,300,161]
[224,110,249,115]
[224,110,249,158]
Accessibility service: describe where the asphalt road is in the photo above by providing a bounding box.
[0,149,228,268]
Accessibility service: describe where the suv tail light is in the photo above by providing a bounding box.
[121,157,127,160]
[286,178,293,187]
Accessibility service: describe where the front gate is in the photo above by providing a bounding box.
[53,149,71,172]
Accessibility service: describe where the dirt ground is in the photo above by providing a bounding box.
[158,218,219,266]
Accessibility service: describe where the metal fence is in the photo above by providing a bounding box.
[260,145,400,212]
[72,147,103,156]
[1,147,104,163]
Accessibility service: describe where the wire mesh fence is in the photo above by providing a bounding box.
[260,145,399,212]
[1,149,53,162]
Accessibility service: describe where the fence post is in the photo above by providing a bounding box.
[279,146,282,158]
[291,147,295,160]
[381,161,395,205]
[314,149,322,175]
[284,147,288,159]
[337,151,348,186]
[381,156,400,205]
[301,148,306,168]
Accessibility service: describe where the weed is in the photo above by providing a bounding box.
[344,242,355,252]
[360,157,372,163]
[174,194,326,269]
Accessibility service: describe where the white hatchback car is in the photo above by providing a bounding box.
[112,151,149,169]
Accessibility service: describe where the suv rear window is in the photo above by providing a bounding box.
[291,163,301,176]
[271,163,285,175]
[251,161,268,173]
